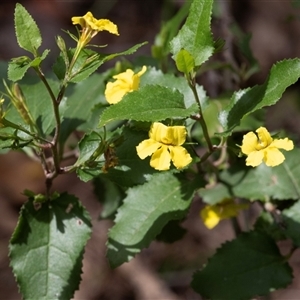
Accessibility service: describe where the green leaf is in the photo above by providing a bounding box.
[220,148,300,201]
[75,131,103,166]
[218,59,300,136]
[9,193,92,300]
[175,48,195,73]
[8,57,31,82]
[8,50,50,82]
[106,172,201,268]
[14,3,42,54]
[282,200,300,247]
[170,0,214,66]
[192,231,293,300]
[99,85,198,127]
[141,67,207,109]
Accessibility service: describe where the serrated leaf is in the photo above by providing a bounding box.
[218,59,300,136]
[220,148,300,201]
[175,48,195,73]
[9,193,92,300]
[8,59,31,82]
[192,231,293,300]
[14,3,42,54]
[8,50,50,82]
[99,85,198,127]
[170,0,214,66]
[107,172,201,268]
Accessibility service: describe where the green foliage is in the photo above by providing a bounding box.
[2,0,300,299]
[219,59,300,136]
[9,193,92,299]
[192,231,293,300]
[107,172,202,268]
[170,0,214,66]
[14,3,42,54]
[99,85,198,127]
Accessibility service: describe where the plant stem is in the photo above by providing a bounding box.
[187,74,214,153]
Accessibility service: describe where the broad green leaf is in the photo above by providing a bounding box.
[14,3,42,54]
[192,231,293,300]
[9,193,92,300]
[8,50,50,82]
[218,59,300,136]
[282,200,300,247]
[175,48,195,74]
[170,0,214,66]
[106,172,201,268]
[220,148,300,201]
[99,85,198,127]
[141,67,207,109]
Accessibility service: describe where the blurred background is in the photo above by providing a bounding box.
[1,0,300,299]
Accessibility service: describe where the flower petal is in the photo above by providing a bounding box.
[149,122,168,141]
[105,81,128,104]
[264,147,285,167]
[271,138,294,151]
[150,145,171,170]
[256,127,273,149]
[166,126,187,146]
[136,139,161,159]
[245,150,264,167]
[169,146,192,169]
[200,206,221,229]
[241,131,258,155]
[95,19,119,35]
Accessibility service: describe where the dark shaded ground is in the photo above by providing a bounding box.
[1,1,300,299]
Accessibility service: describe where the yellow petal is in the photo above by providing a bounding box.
[105,81,128,104]
[241,131,258,155]
[150,145,171,170]
[271,138,294,151]
[256,127,273,149]
[95,19,119,35]
[264,147,285,167]
[169,146,192,169]
[200,206,221,229]
[149,122,168,141]
[150,122,187,146]
[245,150,264,167]
[136,139,161,159]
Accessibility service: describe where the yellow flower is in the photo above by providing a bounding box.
[71,12,119,48]
[136,122,192,171]
[105,66,147,104]
[241,127,294,167]
[200,199,249,229]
